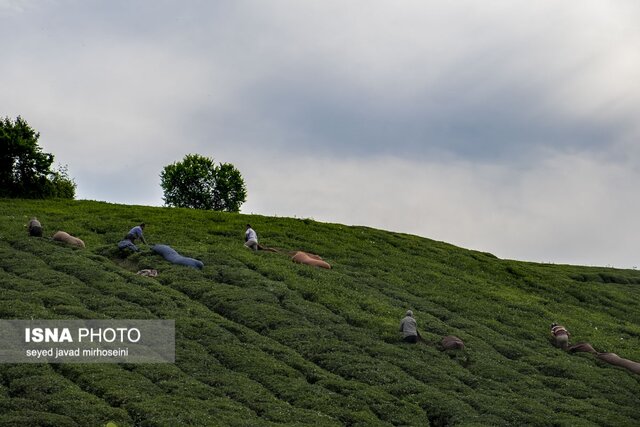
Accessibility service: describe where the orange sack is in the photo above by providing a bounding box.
[52,231,85,248]
[291,251,331,269]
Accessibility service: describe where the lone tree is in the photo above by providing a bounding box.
[0,116,76,199]
[160,153,247,212]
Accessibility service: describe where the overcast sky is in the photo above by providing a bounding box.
[2,1,640,268]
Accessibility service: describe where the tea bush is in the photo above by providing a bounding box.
[0,199,639,426]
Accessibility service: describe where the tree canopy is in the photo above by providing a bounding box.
[160,153,247,212]
[0,116,76,199]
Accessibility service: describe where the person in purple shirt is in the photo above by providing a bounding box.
[125,223,147,245]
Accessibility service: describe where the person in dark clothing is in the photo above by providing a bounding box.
[551,323,570,350]
[28,218,43,237]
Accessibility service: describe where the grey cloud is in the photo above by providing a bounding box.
[171,0,639,162]
[5,1,638,165]
[243,149,640,268]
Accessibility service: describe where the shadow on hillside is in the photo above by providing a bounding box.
[94,245,152,274]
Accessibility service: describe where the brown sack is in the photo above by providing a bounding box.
[568,342,597,354]
[52,231,85,248]
[441,335,465,350]
[597,352,640,375]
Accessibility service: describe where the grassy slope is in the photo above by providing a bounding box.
[0,198,639,427]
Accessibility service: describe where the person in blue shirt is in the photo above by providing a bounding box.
[126,223,147,245]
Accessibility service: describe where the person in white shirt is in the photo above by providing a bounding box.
[399,310,419,344]
[244,224,258,251]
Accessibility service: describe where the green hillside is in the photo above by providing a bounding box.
[1,198,639,426]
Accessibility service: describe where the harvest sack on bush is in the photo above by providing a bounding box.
[118,239,139,252]
[568,342,597,354]
[52,231,85,248]
[569,342,640,375]
[28,218,43,237]
[441,335,465,350]
[136,269,158,277]
[152,244,204,269]
[597,352,640,375]
[291,251,331,269]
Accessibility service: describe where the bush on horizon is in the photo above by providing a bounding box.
[0,116,76,199]
[160,153,246,212]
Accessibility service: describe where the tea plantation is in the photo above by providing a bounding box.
[1,198,639,426]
